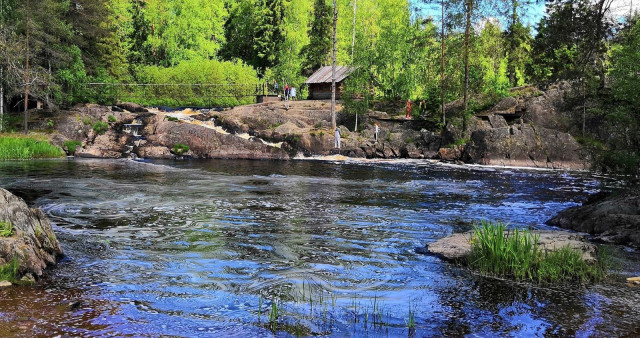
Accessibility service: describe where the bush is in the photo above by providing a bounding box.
[172,143,190,155]
[108,115,117,123]
[0,137,65,160]
[93,121,109,135]
[64,140,83,155]
[468,220,606,284]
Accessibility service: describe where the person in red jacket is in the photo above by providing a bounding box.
[405,99,412,119]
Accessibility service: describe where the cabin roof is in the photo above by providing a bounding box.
[305,66,355,84]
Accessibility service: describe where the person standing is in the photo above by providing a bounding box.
[291,87,297,100]
[334,126,342,149]
[405,99,412,119]
[374,123,379,143]
[274,81,278,94]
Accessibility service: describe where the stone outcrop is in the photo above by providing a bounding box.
[547,191,640,247]
[0,188,63,280]
[423,230,597,262]
[463,116,587,169]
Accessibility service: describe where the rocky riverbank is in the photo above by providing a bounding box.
[0,188,63,285]
[547,190,640,248]
[35,83,587,169]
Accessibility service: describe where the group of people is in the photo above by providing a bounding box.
[273,81,296,101]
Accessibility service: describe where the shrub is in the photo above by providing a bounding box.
[468,220,606,284]
[173,143,190,155]
[83,117,92,125]
[64,140,83,155]
[93,121,109,135]
[108,115,117,123]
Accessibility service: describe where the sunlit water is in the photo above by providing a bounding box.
[0,158,638,337]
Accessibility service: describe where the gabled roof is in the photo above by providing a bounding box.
[305,66,355,84]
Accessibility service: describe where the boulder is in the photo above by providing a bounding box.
[425,230,597,262]
[547,191,640,247]
[116,102,148,113]
[0,188,63,280]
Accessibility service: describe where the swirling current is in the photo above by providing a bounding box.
[0,158,638,337]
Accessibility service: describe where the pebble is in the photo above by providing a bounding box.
[0,281,12,288]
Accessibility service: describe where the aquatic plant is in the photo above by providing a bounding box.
[0,137,65,160]
[468,220,606,284]
[63,140,83,155]
[172,143,190,155]
[0,221,13,237]
[93,121,109,135]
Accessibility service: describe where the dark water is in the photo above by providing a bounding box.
[0,158,638,337]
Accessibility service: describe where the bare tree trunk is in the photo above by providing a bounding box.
[441,0,445,126]
[331,0,337,129]
[24,0,30,135]
[508,0,517,86]
[351,0,356,61]
[462,0,472,134]
[0,67,4,132]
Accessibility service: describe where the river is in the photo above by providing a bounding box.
[0,158,638,337]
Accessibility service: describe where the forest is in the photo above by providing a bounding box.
[0,0,638,172]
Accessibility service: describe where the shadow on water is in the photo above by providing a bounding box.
[0,158,638,336]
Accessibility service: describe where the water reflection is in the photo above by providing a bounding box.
[0,158,638,336]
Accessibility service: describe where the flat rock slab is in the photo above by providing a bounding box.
[426,230,596,262]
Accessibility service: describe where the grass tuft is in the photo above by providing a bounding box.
[0,221,13,237]
[0,137,65,160]
[468,220,606,284]
[0,256,19,282]
[172,143,190,156]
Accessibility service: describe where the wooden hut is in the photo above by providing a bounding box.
[305,66,354,100]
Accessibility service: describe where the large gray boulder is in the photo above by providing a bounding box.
[0,188,63,280]
[548,191,640,247]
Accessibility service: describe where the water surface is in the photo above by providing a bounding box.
[0,158,638,337]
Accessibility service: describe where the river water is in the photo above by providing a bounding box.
[0,158,638,337]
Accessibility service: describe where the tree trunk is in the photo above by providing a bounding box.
[462,0,472,134]
[508,0,517,86]
[441,0,446,126]
[0,67,3,132]
[331,0,337,129]
[24,0,30,135]
[351,0,356,61]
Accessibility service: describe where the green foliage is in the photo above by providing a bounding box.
[134,59,259,107]
[92,121,109,135]
[108,115,117,123]
[0,256,19,282]
[83,117,92,125]
[63,140,83,155]
[301,0,332,74]
[166,116,179,122]
[0,137,65,160]
[468,221,606,284]
[0,221,13,237]
[172,143,190,155]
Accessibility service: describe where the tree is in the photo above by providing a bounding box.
[301,0,332,74]
[253,0,286,72]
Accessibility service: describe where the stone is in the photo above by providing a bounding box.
[0,188,63,279]
[548,191,640,248]
[487,114,509,129]
[0,281,11,287]
[116,102,148,113]
[424,230,597,262]
[627,277,640,285]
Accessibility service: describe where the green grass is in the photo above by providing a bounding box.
[0,221,13,237]
[0,256,19,282]
[468,220,606,284]
[0,137,65,160]
[172,143,190,155]
[108,115,117,123]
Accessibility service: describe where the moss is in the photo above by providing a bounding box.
[172,143,190,155]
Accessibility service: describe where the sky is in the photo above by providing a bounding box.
[410,0,636,32]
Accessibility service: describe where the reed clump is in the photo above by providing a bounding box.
[0,137,65,160]
[468,221,606,284]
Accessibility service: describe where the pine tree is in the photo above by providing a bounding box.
[301,0,332,74]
